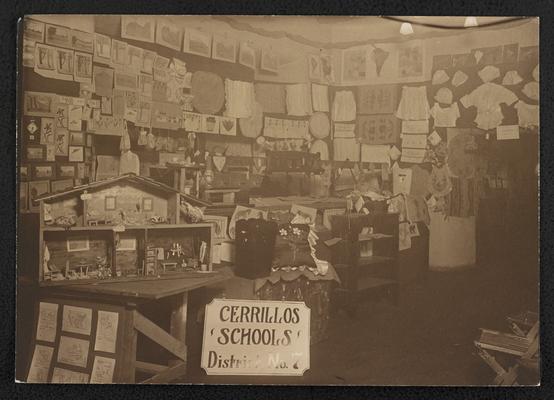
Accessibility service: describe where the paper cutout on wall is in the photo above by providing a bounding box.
[219,116,237,136]
[357,115,399,145]
[333,138,360,162]
[372,47,389,77]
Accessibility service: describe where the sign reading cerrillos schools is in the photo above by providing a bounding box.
[201,298,311,376]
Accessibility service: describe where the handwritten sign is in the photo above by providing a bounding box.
[201,299,310,376]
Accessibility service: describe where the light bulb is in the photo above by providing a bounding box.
[464,17,478,27]
[400,22,414,35]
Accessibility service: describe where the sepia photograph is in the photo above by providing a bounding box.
[15,14,539,388]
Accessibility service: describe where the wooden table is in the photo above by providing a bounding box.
[32,272,230,383]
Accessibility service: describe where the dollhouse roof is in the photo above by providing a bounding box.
[36,173,211,207]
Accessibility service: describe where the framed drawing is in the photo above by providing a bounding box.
[341,45,369,84]
[203,215,228,240]
[183,28,212,58]
[94,33,112,64]
[39,117,55,145]
[69,131,85,146]
[70,30,94,53]
[308,54,322,80]
[55,129,69,157]
[26,145,44,161]
[51,179,74,193]
[260,49,279,73]
[142,197,153,211]
[398,40,424,79]
[19,182,28,212]
[239,42,256,69]
[212,34,237,63]
[35,43,56,73]
[127,45,143,71]
[141,50,156,74]
[68,146,84,162]
[55,48,74,79]
[45,24,71,48]
[66,237,90,253]
[28,180,50,212]
[104,196,117,211]
[23,18,45,42]
[22,39,36,68]
[23,92,58,117]
[32,163,55,179]
[121,15,156,43]
[156,19,182,51]
[57,163,76,178]
[111,39,129,66]
[114,71,138,91]
[74,51,93,83]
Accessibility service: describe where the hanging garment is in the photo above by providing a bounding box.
[396,86,430,121]
[451,70,468,87]
[119,150,140,175]
[432,70,450,85]
[502,70,523,86]
[224,79,254,118]
[254,83,286,114]
[477,65,500,83]
[522,81,539,101]
[434,87,453,105]
[460,82,518,130]
[532,64,539,82]
[332,90,356,122]
[430,102,460,128]
[286,83,312,116]
[311,83,330,112]
[392,162,413,195]
[515,101,539,128]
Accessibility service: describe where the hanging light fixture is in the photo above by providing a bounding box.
[399,22,414,35]
[464,17,479,27]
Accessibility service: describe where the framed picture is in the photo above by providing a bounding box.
[111,39,129,65]
[341,45,369,84]
[55,129,69,157]
[20,165,29,181]
[45,24,71,48]
[93,66,114,98]
[398,40,424,79]
[69,131,85,146]
[105,196,117,211]
[183,28,211,57]
[142,197,153,212]
[70,30,94,53]
[121,15,155,43]
[55,48,74,78]
[212,34,237,63]
[141,50,156,74]
[101,96,112,115]
[19,182,28,212]
[50,179,74,193]
[203,215,228,240]
[238,42,256,69]
[114,71,138,91]
[39,117,55,145]
[156,19,182,51]
[68,146,84,162]
[23,18,45,42]
[125,45,142,71]
[66,236,89,252]
[35,43,56,72]
[23,92,57,117]
[73,51,93,83]
[57,164,76,178]
[308,54,322,80]
[26,145,44,161]
[22,39,36,68]
[32,163,55,179]
[260,49,279,73]
[94,33,112,64]
[28,180,50,212]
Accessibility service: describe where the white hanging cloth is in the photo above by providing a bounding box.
[286,83,313,116]
[224,79,254,118]
[332,90,356,122]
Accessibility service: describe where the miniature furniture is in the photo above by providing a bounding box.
[329,212,400,316]
[474,314,540,386]
[26,272,230,383]
[36,174,214,286]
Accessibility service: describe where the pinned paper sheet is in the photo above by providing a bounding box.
[27,345,54,383]
[361,144,390,166]
[496,125,520,140]
[90,356,116,384]
[95,311,119,353]
[62,305,92,335]
[57,336,90,368]
[36,302,58,343]
[428,130,442,146]
[51,367,89,384]
[402,120,429,134]
[402,134,427,149]
[392,163,413,194]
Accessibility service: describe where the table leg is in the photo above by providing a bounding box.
[169,293,188,371]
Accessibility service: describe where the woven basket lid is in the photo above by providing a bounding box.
[309,139,329,161]
[239,101,263,138]
[309,112,330,139]
[191,71,225,114]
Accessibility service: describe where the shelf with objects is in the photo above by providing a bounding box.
[36,173,216,286]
